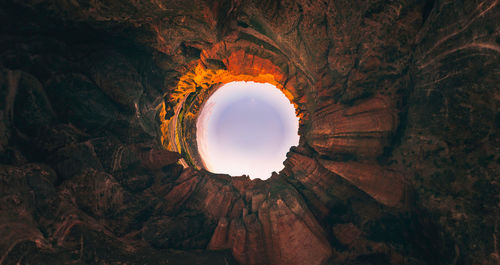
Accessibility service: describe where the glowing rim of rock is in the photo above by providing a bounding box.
[158,51,304,173]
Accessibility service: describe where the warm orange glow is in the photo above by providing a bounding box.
[158,50,302,151]
[158,102,170,149]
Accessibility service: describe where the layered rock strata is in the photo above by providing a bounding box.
[0,0,498,264]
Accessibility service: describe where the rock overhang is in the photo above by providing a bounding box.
[0,1,498,264]
[158,44,310,173]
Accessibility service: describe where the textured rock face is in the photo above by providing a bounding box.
[0,0,499,265]
[318,160,406,208]
[307,96,398,159]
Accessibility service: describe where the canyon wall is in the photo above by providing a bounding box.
[0,0,498,264]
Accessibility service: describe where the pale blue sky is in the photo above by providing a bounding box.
[196,81,299,180]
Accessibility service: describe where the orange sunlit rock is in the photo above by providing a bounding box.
[158,48,301,153]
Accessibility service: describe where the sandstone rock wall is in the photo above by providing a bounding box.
[0,0,498,264]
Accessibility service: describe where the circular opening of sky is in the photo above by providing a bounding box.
[196,81,300,180]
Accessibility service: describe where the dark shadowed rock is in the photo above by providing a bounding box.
[49,141,103,180]
[44,73,121,132]
[59,169,126,218]
[12,71,56,133]
[31,124,87,153]
[143,211,215,249]
[89,50,144,110]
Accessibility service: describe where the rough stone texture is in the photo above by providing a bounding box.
[307,95,398,159]
[318,160,406,208]
[0,0,498,264]
[89,50,144,110]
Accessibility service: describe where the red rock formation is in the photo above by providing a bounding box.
[283,152,370,217]
[258,189,332,265]
[162,169,332,265]
[138,148,181,170]
[307,96,398,159]
[318,160,406,208]
[0,1,498,264]
[162,168,202,213]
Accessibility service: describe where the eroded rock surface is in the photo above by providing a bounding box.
[0,0,498,264]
